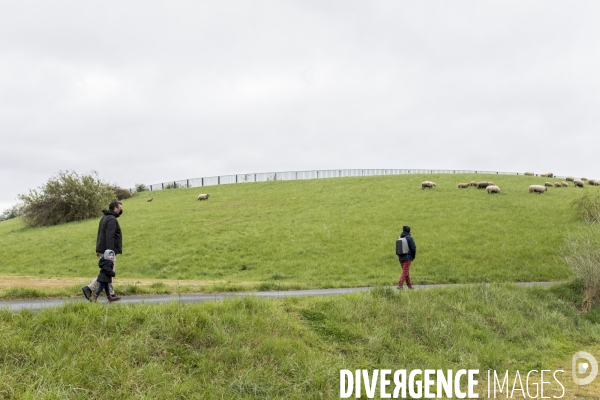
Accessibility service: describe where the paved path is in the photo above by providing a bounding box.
[0,282,560,312]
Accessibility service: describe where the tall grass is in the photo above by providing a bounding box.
[1,174,598,295]
[0,284,597,398]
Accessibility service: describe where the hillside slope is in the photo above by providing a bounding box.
[0,173,595,290]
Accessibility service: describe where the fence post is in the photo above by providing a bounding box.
[201,178,204,186]
[218,176,220,185]
[254,174,256,182]
[187,179,189,188]
[236,175,238,183]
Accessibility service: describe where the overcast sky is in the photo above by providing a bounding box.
[2,1,600,211]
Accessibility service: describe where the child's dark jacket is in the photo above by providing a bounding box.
[97,258,116,283]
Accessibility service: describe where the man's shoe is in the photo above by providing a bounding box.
[396,285,403,290]
[82,286,92,300]
[91,294,98,302]
[107,295,121,302]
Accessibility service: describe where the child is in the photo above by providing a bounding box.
[91,249,116,302]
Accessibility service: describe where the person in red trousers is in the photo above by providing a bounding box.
[397,225,417,289]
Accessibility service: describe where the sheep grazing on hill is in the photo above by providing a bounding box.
[565,176,575,182]
[197,193,210,200]
[421,181,437,190]
[524,172,534,176]
[529,185,547,193]
[486,185,500,194]
[541,172,554,178]
[469,181,478,187]
[588,179,600,186]
[477,181,491,189]
[581,178,588,181]
[457,183,469,189]
[574,180,585,188]
[544,182,553,187]
[554,183,562,188]
[147,198,153,202]
[561,182,569,187]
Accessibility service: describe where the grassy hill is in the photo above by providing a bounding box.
[0,173,597,296]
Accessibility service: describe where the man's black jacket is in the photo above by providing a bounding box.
[96,209,122,254]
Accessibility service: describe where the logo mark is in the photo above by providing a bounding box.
[572,351,598,385]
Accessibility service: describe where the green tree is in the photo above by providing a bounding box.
[18,171,115,227]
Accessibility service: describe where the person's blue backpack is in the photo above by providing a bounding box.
[395,236,409,256]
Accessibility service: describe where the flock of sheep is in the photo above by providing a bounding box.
[422,172,600,194]
[143,172,599,202]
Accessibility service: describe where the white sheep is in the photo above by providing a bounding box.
[554,183,561,188]
[524,172,534,176]
[542,172,554,178]
[544,182,553,187]
[565,176,575,182]
[147,198,153,202]
[469,181,478,187]
[421,181,437,190]
[561,182,569,187]
[486,185,500,194]
[457,183,469,189]
[574,180,585,188]
[197,193,211,200]
[588,179,600,186]
[529,185,547,193]
[477,181,491,189]
[581,177,588,181]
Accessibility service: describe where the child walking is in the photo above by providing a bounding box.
[91,249,116,302]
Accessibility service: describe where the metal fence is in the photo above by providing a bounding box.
[138,168,541,192]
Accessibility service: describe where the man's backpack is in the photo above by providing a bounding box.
[396,236,409,256]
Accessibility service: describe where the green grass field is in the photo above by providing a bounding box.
[0,283,598,399]
[0,173,597,297]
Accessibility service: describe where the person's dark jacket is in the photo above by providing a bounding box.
[96,209,122,254]
[97,258,116,283]
[398,232,417,262]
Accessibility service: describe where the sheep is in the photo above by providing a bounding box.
[593,181,600,186]
[581,177,588,181]
[469,181,478,187]
[524,172,534,176]
[541,172,554,178]
[565,176,575,182]
[544,182,553,187]
[477,181,491,189]
[421,181,437,190]
[197,193,210,200]
[574,180,585,188]
[147,198,153,202]
[457,183,469,189]
[554,183,561,188]
[588,179,600,186]
[486,185,500,194]
[561,182,569,187]
[529,185,547,193]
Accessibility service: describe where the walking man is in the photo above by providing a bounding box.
[397,225,416,289]
[82,200,123,302]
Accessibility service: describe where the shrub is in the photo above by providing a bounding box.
[563,226,600,311]
[18,171,115,227]
[108,185,135,200]
[164,182,182,189]
[135,183,149,192]
[0,203,23,222]
[572,193,600,222]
